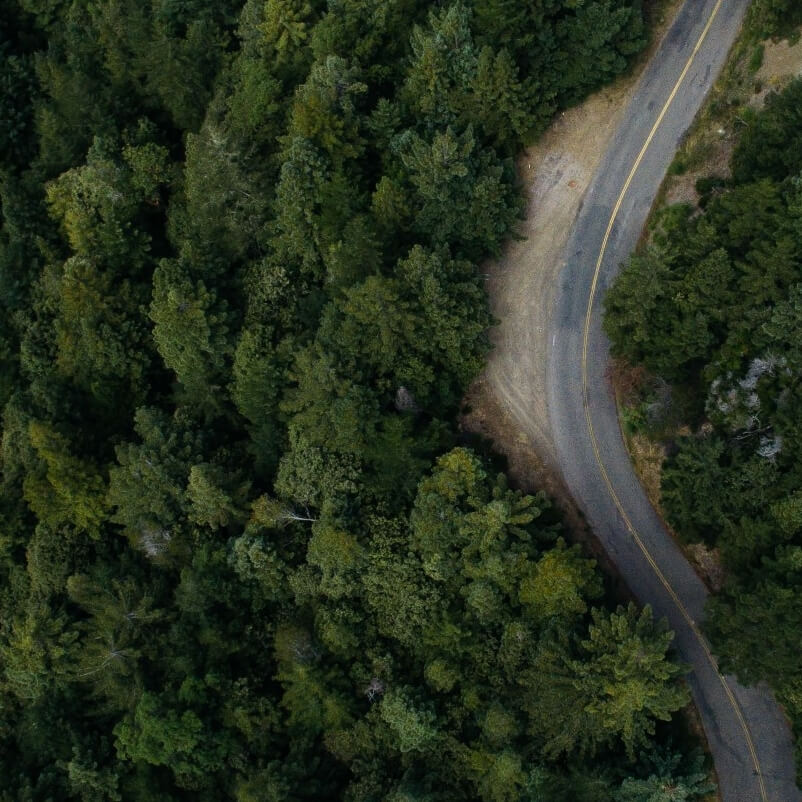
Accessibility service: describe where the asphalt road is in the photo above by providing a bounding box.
[546,1,801,799]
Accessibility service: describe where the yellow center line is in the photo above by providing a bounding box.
[580,1,768,799]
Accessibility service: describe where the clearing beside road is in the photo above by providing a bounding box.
[461,2,680,507]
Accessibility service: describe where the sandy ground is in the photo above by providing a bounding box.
[461,2,682,505]
[755,34,802,93]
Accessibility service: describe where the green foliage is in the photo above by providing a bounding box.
[733,78,802,183]
[528,604,687,760]
[472,0,645,120]
[519,538,603,619]
[0,0,699,798]
[259,0,317,84]
[747,0,802,38]
[615,746,715,801]
[575,605,688,758]
[25,421,107,536]
[380,688,439,753]
[114,691,228,784]
[107,406,201,553]
[67,568,158,710]
[150,259,233,406]
[0,46,38,168]
[398,2,538,149]
[394,125,522,259]
[289,55,367,164]
[187,463,247,530]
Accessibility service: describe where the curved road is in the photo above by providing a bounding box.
[547,1,800,800]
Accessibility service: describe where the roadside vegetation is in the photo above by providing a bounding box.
[0,0,717,800]
[664,0,802,182]
[605,1,802,772]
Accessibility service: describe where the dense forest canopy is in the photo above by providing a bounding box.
[605,74,802,771]
[0,0,713,799]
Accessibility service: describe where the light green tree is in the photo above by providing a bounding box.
[519,538,602,620]
[149,259,232,405]
[380,688,439,754]
[24,421,108,536]
[576,605,688,758]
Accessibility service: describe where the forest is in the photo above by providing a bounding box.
[0,0,745,799]
[605,65,802,770]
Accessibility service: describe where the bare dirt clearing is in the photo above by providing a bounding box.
[755,34,802,94]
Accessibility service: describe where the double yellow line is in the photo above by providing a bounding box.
[580,1,768,799]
